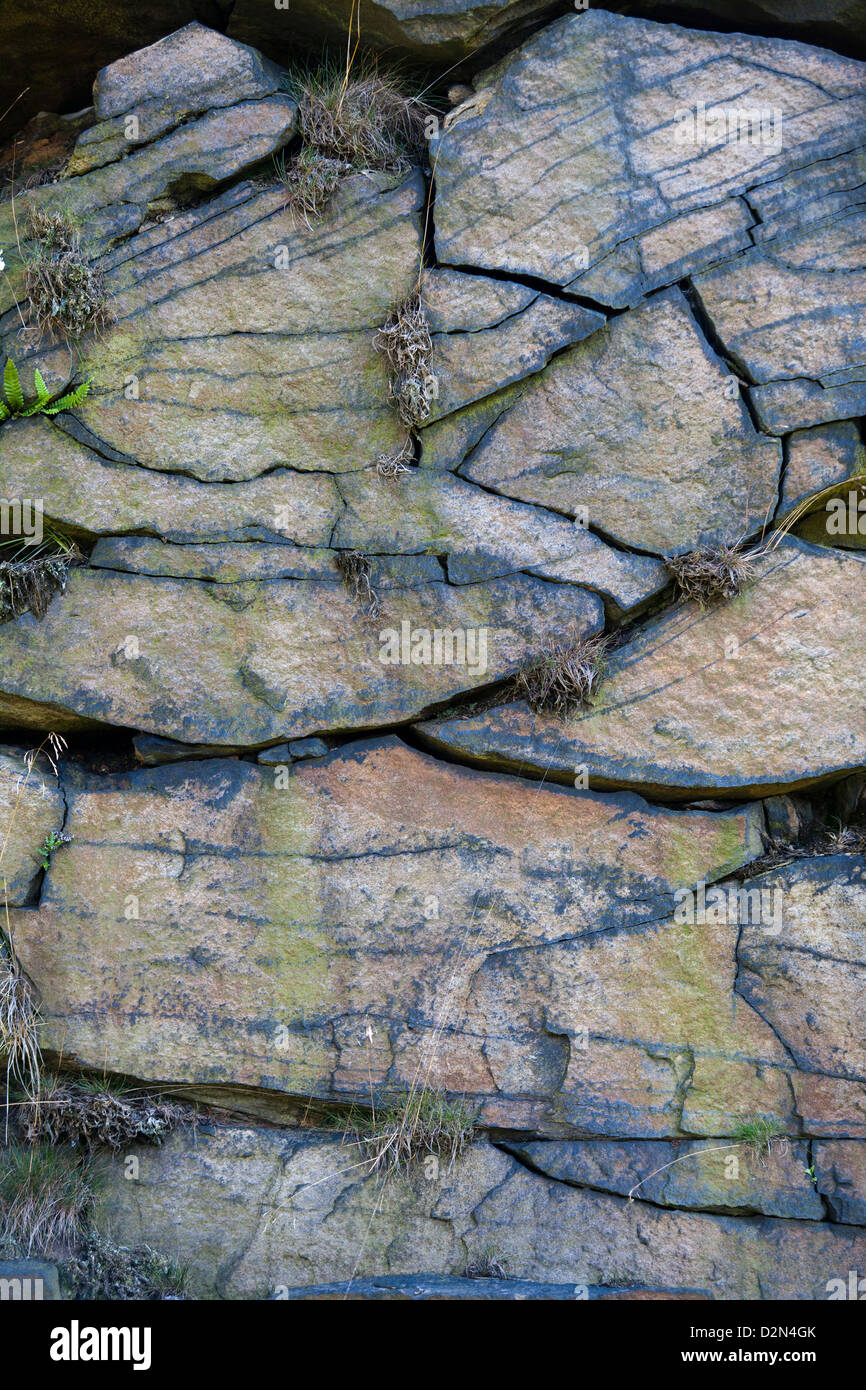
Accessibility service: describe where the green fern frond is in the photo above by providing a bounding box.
[3,358,23,411]
[43,378,92,414]
[33,368,51,404]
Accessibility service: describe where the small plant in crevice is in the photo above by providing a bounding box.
[0,531,83,622]
[664,543,756,606]
[373,290,437,432]
[732,1117,787,1161]
[628,1118,793,1202]
[39,828,72,870]
[61,1230,189,1301]
[464,1246,508,1279]
[21,1074,194,1153]
[0,357,92,423]
[515,630,609,717]
[276,54,427,224]
[0,1142,96,1256]
[23,206,113,340]
[335,1087,478,1180]
[336,549,380,619]
[376,437,413,480]
[0,943,42,1103]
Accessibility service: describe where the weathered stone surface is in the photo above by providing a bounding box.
[504,1138,824,1220]
[0,104,297,316]
[95,1124,866,1299]
[458,290,781,555]
[333,469,667,612]
[778,421,866,518]
[694,209,866,433]
[0,751,65,905]
[814,1142,866,1225]
[0,564,598,744]
[0,420,341,547]
[432,10,866,307]
[417,539,866,797]
[11,739,774,1134]
[737,855,866,1083]
[422,268,604,422]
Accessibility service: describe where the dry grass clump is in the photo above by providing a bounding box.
[0,1143,94,1255]
[62,1231,188,1300]
[374,291,437,430]
[336,549,380,619]
[340,1087,477,1180]
[665,544,755,605]
[0,952,42,1100]
[0,535,82,622]
[21,1075,193,1152]
[376,438,413,479]
[278,56,426,223]
[23,207,113,340]
[464,1248,508,1279]
[515,631,609,716]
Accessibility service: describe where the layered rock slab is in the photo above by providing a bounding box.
[457,289,781,555]
[0,562,600,744]
[416,539,866,798]
[95,1124,866,1299]
[10,738,776,1135]
[432,9,866,307]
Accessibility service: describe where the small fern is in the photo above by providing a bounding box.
[0,358,92,422]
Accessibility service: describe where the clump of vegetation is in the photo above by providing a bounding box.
[277,55,427,223]
[39,828,72,870]
[0,1143,95,1256]
[339,1087,477,1179]
[464,1247,508,1279]
[515,631,609,716]
[336,549,380,619]
[23,206,113,340]
[61,1231,188,1300]
[0,946,42,1101]
[0,357,92,423]
[665,543,755,605]
[0,532,83,622]
[376,438,413,479]
[373,291,436,431]
[21,1075,193,1153]
[733,1118,787,1160]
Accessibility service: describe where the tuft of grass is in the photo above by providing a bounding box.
[373,291,436,431]
[0,951,42,1100]
[23,207,113,340]
[335,549,380,619]
[0,1143,95,1256]
[276,55,427,222]
[464,1247,508,1279]
[665,544,755,605]
[0,533,82,623]
[515,631,609,717]
[733,1117,786,1158]
[338,1087,477,1179]
[61,1230,188,1300]
[21,1075,193,1153]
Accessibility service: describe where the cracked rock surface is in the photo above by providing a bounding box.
[1,9,864,1301]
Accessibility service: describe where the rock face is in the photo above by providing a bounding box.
[1,7,864,1303]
